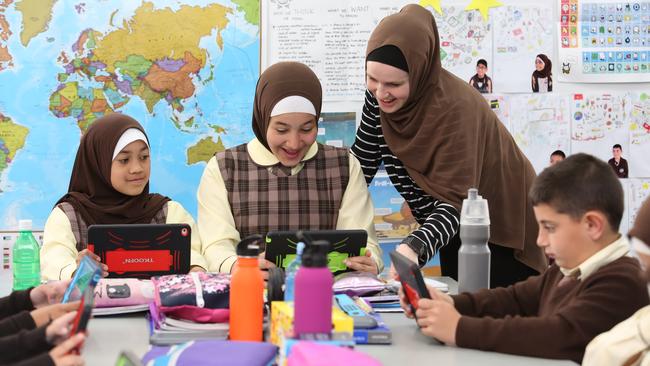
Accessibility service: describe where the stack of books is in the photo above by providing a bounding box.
[362,277,449,313]
[147,303,229,345]
[350,297,392,345]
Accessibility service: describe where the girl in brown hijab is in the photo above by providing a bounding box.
[532,53,553,92]
[197,61,382,275]
[41,113,207,280]
[350,4,547,288]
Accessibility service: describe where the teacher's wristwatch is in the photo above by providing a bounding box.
[401,236,425,258]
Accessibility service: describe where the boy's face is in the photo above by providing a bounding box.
[613,147,622,159]
[550,154,564,165]
[533,203,594,269]
[476,63,487,77]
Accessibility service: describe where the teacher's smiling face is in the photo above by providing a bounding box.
[366,61,410,113]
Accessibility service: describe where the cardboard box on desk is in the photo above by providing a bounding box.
[270,301,354,366]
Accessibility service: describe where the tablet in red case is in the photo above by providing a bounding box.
[389,250,431,316]
[88,224,191,279]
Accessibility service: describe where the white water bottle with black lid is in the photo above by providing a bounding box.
[458,188,491,293]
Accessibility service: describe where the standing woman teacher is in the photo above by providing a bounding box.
[351,4,547,287]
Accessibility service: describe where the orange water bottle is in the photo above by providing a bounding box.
[229,235,264,341]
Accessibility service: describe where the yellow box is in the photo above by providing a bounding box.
[270,301,353,346]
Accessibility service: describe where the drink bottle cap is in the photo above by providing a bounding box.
[237,235,263,257]
[18,220,32,231]
[296,242,305,256]
[302,240,330,268]
[460,188,490,226]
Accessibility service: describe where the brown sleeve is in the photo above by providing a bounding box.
[0,311,37,337]
[0,326,52,363]
[5,353,55,366]
[452,271,546,318]
[455,262,649,363]
[0,289,35,319]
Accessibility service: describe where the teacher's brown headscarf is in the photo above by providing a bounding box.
[251,61,322,151]
[56,113,170,225]
[367,4,546,272]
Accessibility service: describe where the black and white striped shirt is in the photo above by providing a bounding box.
[351,90,460,266]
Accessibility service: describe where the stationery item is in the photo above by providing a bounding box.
[153,272,230,323]
[269,301,354,348]
[88,223,191,279]
[287,342,381,366]
[94,278,154,307]
[229,235,264,341]
[147,302,229,346]
[142,340,278,366]
[351,298,392,345]
[62,255,102,303]
[334,294,377,329]
[333,271,386,297]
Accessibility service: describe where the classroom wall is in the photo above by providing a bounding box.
[262,0,649,239]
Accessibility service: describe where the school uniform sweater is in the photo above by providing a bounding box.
[41,201,207,280]
[197,138,382,273]
[350,90,459,266]
[0,291,35,338]
[453,237,649,363]
[0,290,54,366]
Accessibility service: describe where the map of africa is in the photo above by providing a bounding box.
[0,0,259,228]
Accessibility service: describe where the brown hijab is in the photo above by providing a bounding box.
[367,4,546,272]
[533,53,553,79]
[56,113,170,225]
[251,62,322,151]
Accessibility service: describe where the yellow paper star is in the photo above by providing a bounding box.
[419,0,443,15]
[465,0,503,21]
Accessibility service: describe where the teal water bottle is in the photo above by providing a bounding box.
[12,219,41,290]
[284,241,305,302]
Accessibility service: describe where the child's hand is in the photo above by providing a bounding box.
[46,311,77,346]
[31,279,71,307]
[31,302,79,327]
[415,298,460,346]
[345,250,378,274]
[426,285,454,306]
[389,244,418,280]
[398,287,414,319]
[49,333,85,366]
[76,249,109,277]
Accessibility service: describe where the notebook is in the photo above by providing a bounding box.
[88,224,191,279]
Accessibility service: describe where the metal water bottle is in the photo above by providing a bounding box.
[458,188,491,293]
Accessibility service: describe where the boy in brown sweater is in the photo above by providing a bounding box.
[400,153,649,363]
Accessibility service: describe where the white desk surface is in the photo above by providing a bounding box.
[0,272,576,365]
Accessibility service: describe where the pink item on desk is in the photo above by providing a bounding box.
[287,342,382,366]
[93,278,154,307]
[152,272,231,323]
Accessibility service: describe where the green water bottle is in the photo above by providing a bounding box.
[12,219,41,290]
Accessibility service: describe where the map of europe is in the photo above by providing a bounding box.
[0,0,259,228]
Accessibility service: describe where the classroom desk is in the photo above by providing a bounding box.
[81,277,576,366]
[83,312,576,365]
